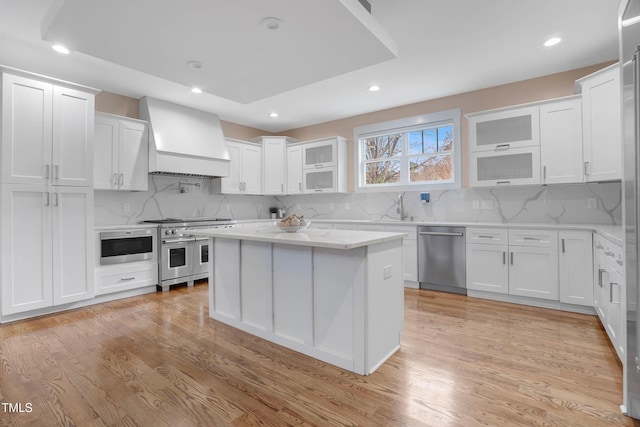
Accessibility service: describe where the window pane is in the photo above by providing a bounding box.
[363,134,402,160]
[438,125,454,152]
[409,154,452,182]
[408,129,437,155]
[365,160,400,184]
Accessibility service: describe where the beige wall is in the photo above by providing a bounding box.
[95,61,614,188]
[280,61,615,189]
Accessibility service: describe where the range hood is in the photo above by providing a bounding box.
[139,97,230,178]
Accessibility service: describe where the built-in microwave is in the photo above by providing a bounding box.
[100,229,154,265]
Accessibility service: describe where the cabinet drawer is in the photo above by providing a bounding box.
[96,264,156,295]
[509,229,558,248]
[466,228,507,245]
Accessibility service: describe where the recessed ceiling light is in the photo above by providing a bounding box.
[191,87,203,94]
[543,37,562,47]
[269,112,279,118]
[52,44,70,54]
[368,85,380,92]
[261,17,282,30]
[187,60,203,69]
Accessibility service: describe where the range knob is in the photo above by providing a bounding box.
[165,229,172,235]
[171,229,178,235]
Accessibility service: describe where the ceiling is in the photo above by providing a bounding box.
[0,0,620,133]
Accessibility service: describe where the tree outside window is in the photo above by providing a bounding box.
[360,124,454,186]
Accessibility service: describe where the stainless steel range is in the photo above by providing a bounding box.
[143,218,236,291]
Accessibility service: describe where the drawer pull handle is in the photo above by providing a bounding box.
[598,268,605,287]
[561,238,565,253]
[495,144,510,151]
[503,251,506,265]
[121,277,136,281]
[496,181,510,185]
[510,252,514,265]
[478,235,494,239]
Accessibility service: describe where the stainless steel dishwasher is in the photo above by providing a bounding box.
[417,226,466,295]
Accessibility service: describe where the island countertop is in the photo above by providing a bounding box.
[191,226,408,250]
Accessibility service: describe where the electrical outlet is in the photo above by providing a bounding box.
[383,265,392,279]
[330,203,335,210]
[481,200,493,210]
[344,203,350,210]
[587,198,598,209]
[472,200,480,210]
[123,202,130,213]
[295,203,301,210]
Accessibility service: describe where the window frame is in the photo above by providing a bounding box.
[353,108,462,192]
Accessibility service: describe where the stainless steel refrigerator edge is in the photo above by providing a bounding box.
[621,0,640,418]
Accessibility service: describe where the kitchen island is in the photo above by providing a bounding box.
[192,226,407,375]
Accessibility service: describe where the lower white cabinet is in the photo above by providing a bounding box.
[466,228,597,305]
[558,231,593,306]
[95,261,157,295]
[593,234,625,362]
[1,184,94,316]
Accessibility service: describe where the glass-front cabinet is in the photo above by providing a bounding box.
[468,106,540,152]
[469,146,541,186]
[303,139,337,168]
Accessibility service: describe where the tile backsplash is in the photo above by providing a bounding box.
[95,176,621,226]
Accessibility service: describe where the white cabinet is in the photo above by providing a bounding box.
[466,228,509,294]
[286,144,304,194]
[301,137,348,193]
[540,97,584,184]
[468,105,540,152]
[558,231,593,306]
[593,234,625,362]
[469,146,540,187]
[254,136,296,195]
[577,64,622,182]
[1,184,94,315]
[216,139,262,194]
[466,228,559,301]
[1,73,95,187]
[94,113,148,191]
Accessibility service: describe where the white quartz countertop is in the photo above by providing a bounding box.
[191,226,408,250]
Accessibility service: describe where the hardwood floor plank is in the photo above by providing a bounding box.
[0,284,638,426]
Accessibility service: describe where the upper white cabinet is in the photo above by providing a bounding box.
[253,136,296,195]
[94,112,148,191]
[1,73,95,187]
[467,105,541,187]
[539,97,584,184]
[468,105,540,152]
[216,139,262,194]
[301,137,348,193]
[286,143,304,194]
[576,64,622,182]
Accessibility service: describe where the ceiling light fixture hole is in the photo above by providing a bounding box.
[543,37,562,47]
[261,17,282,30]
[187,60,203,69]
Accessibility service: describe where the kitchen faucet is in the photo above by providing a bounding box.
[397,192,408,221]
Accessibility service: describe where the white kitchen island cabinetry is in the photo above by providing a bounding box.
[1,184,94,316]
[194,227,406,375]
[94,113,148,191]
[1,72,96,187]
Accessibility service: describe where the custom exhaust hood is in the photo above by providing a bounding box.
[139,97,230,178]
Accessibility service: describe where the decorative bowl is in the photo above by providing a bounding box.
[273,220,311,233]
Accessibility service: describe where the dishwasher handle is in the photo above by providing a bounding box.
[419,231,464,237]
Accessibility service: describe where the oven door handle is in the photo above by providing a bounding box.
[162,237,195,244]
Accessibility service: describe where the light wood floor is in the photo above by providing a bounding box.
[0,283,638,427]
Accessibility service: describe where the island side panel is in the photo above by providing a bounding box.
[365,238,404,374]
[272,244,314,346]
[211,238,241,321]
[313,246,365,372]
[240,240,273,332]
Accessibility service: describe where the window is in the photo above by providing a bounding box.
[354,109,461,191]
